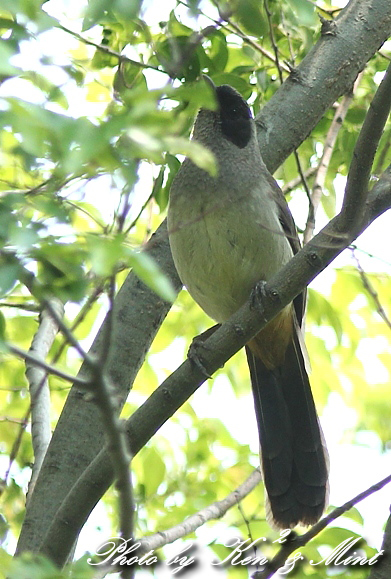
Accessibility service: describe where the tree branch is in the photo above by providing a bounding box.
[351,248,391,331]
[87,277,135,579]
[256,0,391,174]
[56,23,162,73]
[138,469,262,554]
[8,344,88,387]
[368,511,391,579]
[25,298,64,503]
[16,222,182,555]
[254,473,391,579]
[341,62,391,233]
[17,0,391,559]
[303,87,356,243]
[90,469,262,577]
[38,160,391,567]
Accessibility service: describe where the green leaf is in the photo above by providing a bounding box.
[8,552,59,579]
[155,35,203,81]
[151,165,166,212]
[0,548,12,577]
[164,136,217,176]
[0,310,6,341]
[236,0,267,37]
[129,251,177,303]
[208,73,253,99]
[342,506,364,525]
[206,30,229,73]
[286,0,317,27]
[167,10,193,37]
[307,288,344,343]
[0,263,19,297]
[142,446,166,496]
[0,39,20,76]
[112,0,142,20]
[35,241,88,302]
[160,153,181,211]
[82,0,110,31]
[86,234,128,277]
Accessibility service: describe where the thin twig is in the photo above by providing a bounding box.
[125,192,156,236]
[254,472,391,579]
[4,406,30,485]
[293,151,312,212]
[237,499,259,573]
[0,301,40,311]
[281,167,317,195]
[264,0,312,226]
[264,0,284,84]
[56,23,162,73]
[0,416,28,424]
[64,199,106,230]
[349,244,391,269]
[42,298,92,365]
[351,248,391,331]
[116,190,132,234]
[136,469,262,554]
[303,88,356,243]
[223,20,290,73]
[205,0,291,72]
[8,344,90,387]
[91,275,135,579]
[50,282,105,366]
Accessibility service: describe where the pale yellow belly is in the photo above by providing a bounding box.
[168,192,292,323]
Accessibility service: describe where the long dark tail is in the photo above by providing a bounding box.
[246,329,328,528]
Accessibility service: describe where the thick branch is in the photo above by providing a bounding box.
[341,62,391,232]
[256,0,391,173]
[16,223,182,555]
[17,0,391,559]
[38,166,391,568]
[25,299,64,501]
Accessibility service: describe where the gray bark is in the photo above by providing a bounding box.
[39,164,391,567]
[369,511,391,579]
[256,0,391,173]
[16,0,391,562]
[16,224,181,554]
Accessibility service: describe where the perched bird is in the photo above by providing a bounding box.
[167,78,328,528]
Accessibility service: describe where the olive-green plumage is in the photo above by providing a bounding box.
[168,82,328,528]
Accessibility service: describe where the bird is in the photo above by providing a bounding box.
[167,77,328,529]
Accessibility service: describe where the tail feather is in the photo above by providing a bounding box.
[246,326,328,528]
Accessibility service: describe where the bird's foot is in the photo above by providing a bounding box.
[187,325,220,379]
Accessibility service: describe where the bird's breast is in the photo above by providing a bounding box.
[168,183,292,323]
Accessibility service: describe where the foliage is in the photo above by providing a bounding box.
[0,0,390,578]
